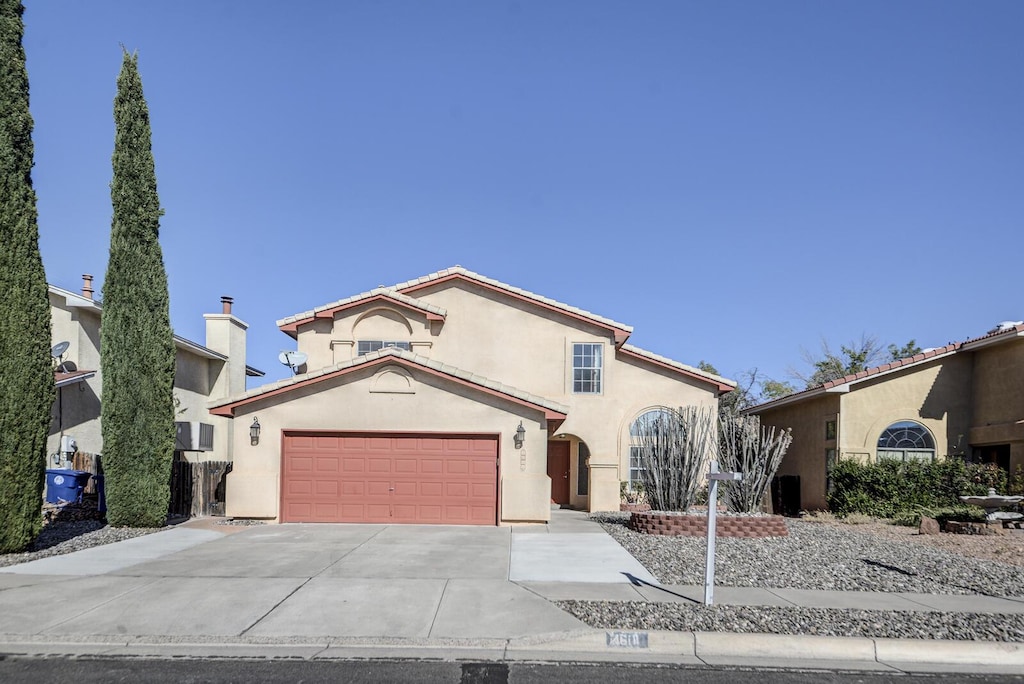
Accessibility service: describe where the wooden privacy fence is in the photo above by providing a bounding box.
[70,452,231,519]
[169,459,232,519]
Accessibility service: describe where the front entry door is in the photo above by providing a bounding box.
[547,441,571,505]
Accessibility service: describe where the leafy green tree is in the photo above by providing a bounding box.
[699,361,795,410]
[887,339,922,361]
[793,335,924,388]
[101,50,175,527]
[0,0,55,552]
[760,378,796,401]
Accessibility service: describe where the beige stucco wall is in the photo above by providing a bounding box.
[224,363,555,523]
[49,293,104,461]
[755,394,839,511]
[756,355,975,511]
[285,280,722,513]
[970,338,1024,474]
[839,356,973,461]
[48,289,249,466]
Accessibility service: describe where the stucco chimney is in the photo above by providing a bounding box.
[82,274,94,300]
[205,297,248,399]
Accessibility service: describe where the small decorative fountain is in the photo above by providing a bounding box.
[959,488,1024,520]
[953,488,1023,534]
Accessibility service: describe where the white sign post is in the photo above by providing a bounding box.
[704,460,742,605]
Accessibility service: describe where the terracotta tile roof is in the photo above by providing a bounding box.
[390,266,633,337]
[54,370,95,387]
[618,344,736,392]
[747,322,1024,413]
[210,347,569,418]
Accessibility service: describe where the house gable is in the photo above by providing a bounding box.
[210,347,568,430]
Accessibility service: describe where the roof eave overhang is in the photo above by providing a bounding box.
[961,329,1024,352]
[173,335,227,361]
[54,371,96,388]
[398,273,633,347]
[210,355,568,423]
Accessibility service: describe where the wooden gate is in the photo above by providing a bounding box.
[169,454,232,519]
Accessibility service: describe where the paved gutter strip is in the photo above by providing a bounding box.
[1,632,1023,673]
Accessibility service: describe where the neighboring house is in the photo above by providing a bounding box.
[211,266,734,525]
[749,321,1024,511]
[48,275,263,467]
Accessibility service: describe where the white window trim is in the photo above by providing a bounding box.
[571,342,603,394]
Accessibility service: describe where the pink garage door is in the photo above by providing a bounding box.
[281,433,498,525]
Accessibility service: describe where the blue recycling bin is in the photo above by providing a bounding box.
[45,469,91,505]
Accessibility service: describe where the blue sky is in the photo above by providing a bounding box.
[24,1,1024,388]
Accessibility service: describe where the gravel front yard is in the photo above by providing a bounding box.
[556,513,1024,642]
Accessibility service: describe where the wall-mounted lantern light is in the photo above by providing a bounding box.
[250,417,261,446]
[514,421,526,449]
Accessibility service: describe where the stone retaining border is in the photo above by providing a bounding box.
[629,511,789,537]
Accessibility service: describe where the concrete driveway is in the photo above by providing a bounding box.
[0,511,652,641]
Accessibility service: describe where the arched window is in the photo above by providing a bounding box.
[628,409,676,490]
[877,421,935,463]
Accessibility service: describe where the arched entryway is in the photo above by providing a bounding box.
[547,434,593,509]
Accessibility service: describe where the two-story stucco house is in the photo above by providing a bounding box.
[749,321,1024,512]
[212,266,734,525]
[48,275,262,467]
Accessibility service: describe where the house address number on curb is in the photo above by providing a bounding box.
[606,631,649,648]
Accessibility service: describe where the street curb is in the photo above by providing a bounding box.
[0,630,1022,673]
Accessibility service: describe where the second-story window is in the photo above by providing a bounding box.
[357,340,411,356]
[572,343,603,393]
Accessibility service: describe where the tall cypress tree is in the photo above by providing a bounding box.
[0,1,55,553]
[101,50,175,527]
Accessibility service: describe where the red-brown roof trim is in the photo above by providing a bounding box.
[397,273,632,346]
[209,354,568,428]
[617,347,734,394]
[279,294,446,336]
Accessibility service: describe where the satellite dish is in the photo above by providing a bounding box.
[56,360,77,373]
[278,350,308,374]
[51,341,70,358]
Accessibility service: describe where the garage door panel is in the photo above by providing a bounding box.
[315,480,338,496]
[314,437,339,450]
[394,458,417,473]
[420,459,443,474]
[446,460,470,474]
[315,457,339,473]
[282,433,497,525]
[418,481,443,497]
[342,458,365,472]
[290,456,313,472]
[368,458,392,473]
[393,481,417,496]
[445,482,469,497]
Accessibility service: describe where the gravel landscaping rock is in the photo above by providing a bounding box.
[0,503,164,569]
[0,521,163,568]
[595,513,1024,597]
[556,601,1024,642]
[580,512,1024,642]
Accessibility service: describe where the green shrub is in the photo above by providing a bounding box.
[827,458,1006,519]
[891,511,922,527]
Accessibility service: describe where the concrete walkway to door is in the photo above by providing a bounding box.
[510,509,658,584]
